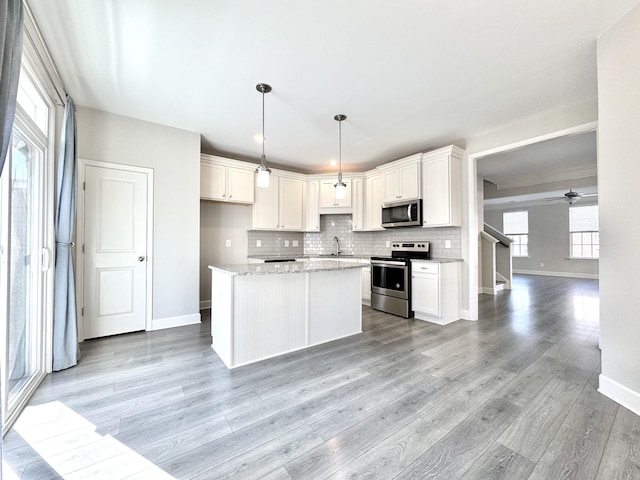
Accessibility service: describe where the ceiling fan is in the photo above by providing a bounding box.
[546,189,598,205]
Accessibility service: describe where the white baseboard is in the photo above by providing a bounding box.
[200,300,212,310]
[460,309,475,321]
[599,374,640,416]
[481,287,498,295]
[513,269,599,280]
[151,313,201,331]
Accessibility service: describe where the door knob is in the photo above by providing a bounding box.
[138,256,146,262]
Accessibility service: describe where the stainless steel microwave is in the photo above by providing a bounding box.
[381,199,422,228]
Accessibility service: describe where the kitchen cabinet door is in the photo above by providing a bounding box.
[422,147,462,227]
[280,177,304,230]
[398,162,420,200]
[382,158,420,202]
[305,180,320,231]
[383,170,400,202]
[352,177,365,231]
[252,176,280,229]
[412,272,440,317]
[200,163,226,201]
[365,174,384,230]
[227,167,254,203]
[320,180,352,208]
[361,266,371,304]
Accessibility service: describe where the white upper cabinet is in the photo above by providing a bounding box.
[305,180,320,232]
[279,177,304,230]
[421,145,463,227]
[351,177,365,231]
[252,173,305,231]
[381,154,421,203]
[364,173,385,230]
[320,179,352,209]
[200,155,255,204]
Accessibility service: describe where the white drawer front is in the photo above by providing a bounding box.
[412,262,439,274]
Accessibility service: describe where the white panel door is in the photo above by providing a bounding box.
[84,165,148,338]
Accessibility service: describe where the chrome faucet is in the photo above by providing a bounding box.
[333,236,341,256]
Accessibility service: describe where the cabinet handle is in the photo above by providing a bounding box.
[222,193,226,198]
[229,194,232,198]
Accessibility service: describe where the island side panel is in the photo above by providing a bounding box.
[210,269,234,367]
[233,273,307,367]
[308,268,362,345]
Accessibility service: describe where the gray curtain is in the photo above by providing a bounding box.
[52,95,79,371]
[0,0,23,176]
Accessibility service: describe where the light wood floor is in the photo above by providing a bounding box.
[4,274,640,479]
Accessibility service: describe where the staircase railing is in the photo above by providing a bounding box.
[480,223,513,294]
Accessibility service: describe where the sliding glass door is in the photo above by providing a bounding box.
[0,64,54,431]
[6,130,44,396]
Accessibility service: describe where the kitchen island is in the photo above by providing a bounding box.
[209,260,365,368]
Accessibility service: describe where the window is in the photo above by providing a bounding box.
[570,205,599,259]
[503,211,528,257]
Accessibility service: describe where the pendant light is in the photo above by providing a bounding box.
[334,114,347,199]
[255,83,272,188]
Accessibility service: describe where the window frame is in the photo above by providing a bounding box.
[503,210,529,258]
[0,51,57,434]
[569,204,599,260]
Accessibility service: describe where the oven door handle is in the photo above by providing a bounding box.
[371,260,407,266]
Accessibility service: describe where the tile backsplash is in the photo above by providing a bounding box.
[248,214,462,258]
[247,230,304,256]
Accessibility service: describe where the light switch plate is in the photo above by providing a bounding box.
[445,240,451,249]
[285,240,290,247]
[292,240,298,247]
[256,240,261,247]
[225,239,231,247]
[386,240,391,248]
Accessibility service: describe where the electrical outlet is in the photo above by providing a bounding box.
[292,240,298,247]
[386,240,391,248]
[225,239,231,247]
[256,240,261,247]
[445,240,451,249]
[540,262,544,267]
[285,240,290,247]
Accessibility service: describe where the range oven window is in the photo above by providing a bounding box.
[372,262,408,298]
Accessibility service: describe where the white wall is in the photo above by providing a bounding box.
[485,202,598,278]
[597,3,640,413]
[200,201,251,307]
[76,107,201,326]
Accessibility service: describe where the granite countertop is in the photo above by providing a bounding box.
[209,260,367,276]
[247,254,371,261]
[411,258,463,263]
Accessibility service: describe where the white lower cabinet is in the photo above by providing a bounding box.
[361,265,371,305]
[411,261,460,325]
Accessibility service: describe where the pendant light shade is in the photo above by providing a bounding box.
[334,114,347,199]
[255,83,272,188]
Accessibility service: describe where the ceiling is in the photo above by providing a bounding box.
[478,130,598,206]
[478,130,597,188]
[28,0,638,173]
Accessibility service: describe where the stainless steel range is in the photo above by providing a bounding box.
[371,242,430,318]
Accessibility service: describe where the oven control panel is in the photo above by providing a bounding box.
[391,242,430,252]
